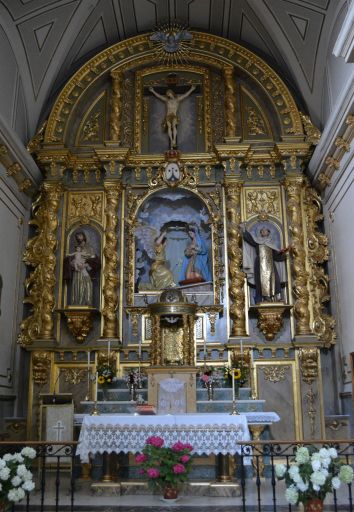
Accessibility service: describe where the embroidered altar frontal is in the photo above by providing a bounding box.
[77,413,250,463]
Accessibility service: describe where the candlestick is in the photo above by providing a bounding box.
[232,369,235,403]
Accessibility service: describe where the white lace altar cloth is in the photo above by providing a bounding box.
[76,413,252,463]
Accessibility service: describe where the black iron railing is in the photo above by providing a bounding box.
[0,440,353,511]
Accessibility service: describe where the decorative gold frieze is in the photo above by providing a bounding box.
[67,192,104,227]
[62,309,95,344]
[62,368,87,385]
[102,182,122,338]
[284,176,311,335]
[304,184,335,346]
[224,180,246,336]
[32,351,51,385]
[81,111,102,142]
[245,189,280,218]
[246,107,266,135]
[260,365,290,383]
[18,183,63,345]
[298,347,318,385]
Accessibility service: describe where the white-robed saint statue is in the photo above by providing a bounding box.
[240,222,288,304]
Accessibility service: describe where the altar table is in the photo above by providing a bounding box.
[76,413,256,463]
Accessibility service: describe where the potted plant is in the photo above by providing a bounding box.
[135,436,193,501]
[0,446,36,511]
[275,445,354,511]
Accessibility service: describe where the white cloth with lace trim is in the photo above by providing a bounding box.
[158,378,186,414]
[76,413,253,462]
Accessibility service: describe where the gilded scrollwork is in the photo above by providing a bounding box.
[32,351,51,385]
[62,368,87,385]
[246,107,266,135]
[18,183,63,345]
[260,365,290,383]
[300,113,321,145]
[110,70,123,142]
[298,347,319,384]
[284,176,311,335]
[246,189,280,218]
[102,182,122,338]
[211,73,224,144]
[304,184,335,346]
[224,180,246,336]
[67,192,104,227]
[223,67,236,139]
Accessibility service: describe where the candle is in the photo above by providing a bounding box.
[138,338,142,359]
[240,339,243,356]
[87,351,90,371]
[203,338,207,360]
[95,372,98,402]
[232,369,235,402]
[108,341,110,361]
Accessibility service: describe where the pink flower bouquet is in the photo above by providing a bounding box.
[135,436,193,491]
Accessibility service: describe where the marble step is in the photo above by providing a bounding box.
[197,400,265,413]
[98,388,148,401]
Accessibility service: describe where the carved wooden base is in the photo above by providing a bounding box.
[250,303,292,341]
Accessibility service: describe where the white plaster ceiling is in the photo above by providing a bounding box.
[0,0,348,139]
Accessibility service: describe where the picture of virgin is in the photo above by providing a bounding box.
[63,229,101,306]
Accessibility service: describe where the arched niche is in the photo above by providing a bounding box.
[43,31,304,150]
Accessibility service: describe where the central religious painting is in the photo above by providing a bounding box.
[135,189,212,292]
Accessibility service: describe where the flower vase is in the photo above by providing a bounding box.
[163,486,178,500]
[205,380,214,400]
[304,499,324,512]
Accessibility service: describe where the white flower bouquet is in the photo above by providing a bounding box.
[0,447,36,506]
[275,445,354,506]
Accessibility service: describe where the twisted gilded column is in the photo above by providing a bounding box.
[225,180,247,336]
[19,182,63,344]
[223,66,236,139]
[284,176,311,335]
[151,314,162,366]
[102,182,122,338]
[110,70,123,142]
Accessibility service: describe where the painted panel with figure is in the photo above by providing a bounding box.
[135,189,212,292]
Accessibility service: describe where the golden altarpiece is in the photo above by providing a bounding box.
[19,30,335,448]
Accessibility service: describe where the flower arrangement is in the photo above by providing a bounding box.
[97,363,115,385]
[223,364,249,385]
[135,436,193,493]
[125,368,146,388]
[0,447,36,506]
[275,445,354,507]
[198,366,223,385]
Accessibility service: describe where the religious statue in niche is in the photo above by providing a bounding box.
[134,190,212,292]
[240,221,288,304]
[63,228,101,307]
[149,85,196,149]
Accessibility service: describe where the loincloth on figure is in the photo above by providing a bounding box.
[162,113,180,131]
